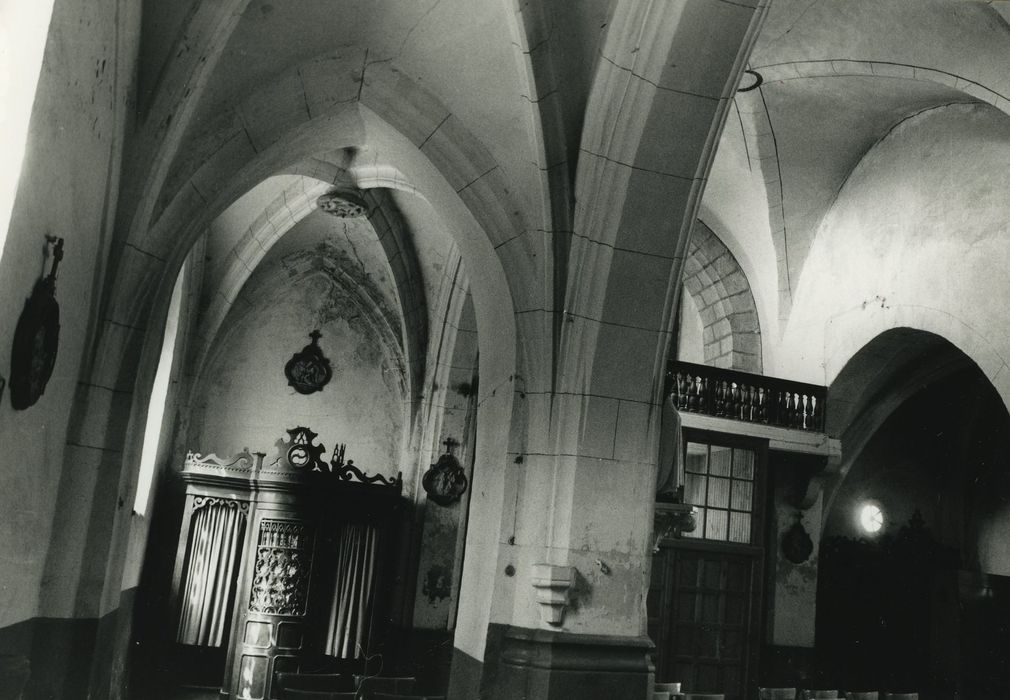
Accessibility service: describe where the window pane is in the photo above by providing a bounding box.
[710,446,731,476]
[686,443,708,474]
[686,473,707,506]
[732,449,755,480]
[731,480,753,512]
[707,477,730,508]
[728,512,751,543]
[706,510,728,540]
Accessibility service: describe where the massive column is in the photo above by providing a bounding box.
[451,1,770,698]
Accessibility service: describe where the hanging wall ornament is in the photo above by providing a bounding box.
[284,330,332,395]
[423,437,469,506]
[10,237,63,410]
[782,512,814,564]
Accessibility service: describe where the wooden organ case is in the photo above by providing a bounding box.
[172,427,403,700]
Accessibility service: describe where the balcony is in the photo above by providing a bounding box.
[667,360,826,433]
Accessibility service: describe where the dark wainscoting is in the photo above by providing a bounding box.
[760,645,816,689]
[447,623,654,700]
[0,591,139,700]
[447,644,485,700]
[0,616,98,700]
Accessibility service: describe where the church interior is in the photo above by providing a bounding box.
[3,1,1010,699]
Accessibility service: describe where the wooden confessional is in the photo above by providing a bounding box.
[170,426,403,700]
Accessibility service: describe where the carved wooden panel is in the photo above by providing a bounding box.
[249,520,313,616]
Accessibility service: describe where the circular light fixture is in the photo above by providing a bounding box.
[859,503,884,534]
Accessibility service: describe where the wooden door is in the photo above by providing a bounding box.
[649,433,766,700]
[649,544,761,699]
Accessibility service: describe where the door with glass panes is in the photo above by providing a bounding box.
[648,433,766,700]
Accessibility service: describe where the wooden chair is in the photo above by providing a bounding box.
[844,693,878,700]
[802,692,839,699]
[276,672,354,694]
[883,694,917,700]
[355,676,417,698]
[281,690,358,700]
[759,688,796,699]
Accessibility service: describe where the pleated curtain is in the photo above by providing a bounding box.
[325,524,379,659]
[176,502,247,646]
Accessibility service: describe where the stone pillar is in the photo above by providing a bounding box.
[449,0,770,694]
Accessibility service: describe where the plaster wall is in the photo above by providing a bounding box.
[413,296,478,630]
[190,273,405,477]
[700,107,778,362]
[751,0,1010,97]
[770,484,822,649]
[184,0,542,230]
[0,0,138,627]
[779,102,1010,401]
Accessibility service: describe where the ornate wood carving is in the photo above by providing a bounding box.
[331,442,402,488]
[184,427,402,491]
[192,496,250,513]
[272,426,327,472]
[249,520,313,616]
[186,449,258,470]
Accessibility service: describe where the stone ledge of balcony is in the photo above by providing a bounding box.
[678,410,840,457]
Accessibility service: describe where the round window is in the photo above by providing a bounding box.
[859,503,884,534]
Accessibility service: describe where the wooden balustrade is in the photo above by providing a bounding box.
[667,361,826,432]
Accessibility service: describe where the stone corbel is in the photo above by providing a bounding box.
[531,564,576,627]
[653,502,698,551]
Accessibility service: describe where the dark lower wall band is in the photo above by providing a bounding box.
[448,623,654,700]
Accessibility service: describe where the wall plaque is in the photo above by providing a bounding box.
[422,438,469,506]
[10,237,63,410]
[284,330,332,395]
